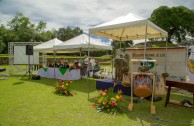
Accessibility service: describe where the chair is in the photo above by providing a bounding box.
[99,67,112,79]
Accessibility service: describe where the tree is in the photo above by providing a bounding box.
[150,6,194,43]
[7,12,35,42]
[56,26,83,41]
[0,25,6,53]
[111,40,133,49]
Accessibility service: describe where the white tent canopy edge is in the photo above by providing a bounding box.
[53,34,112,51]
[89,13,168,41]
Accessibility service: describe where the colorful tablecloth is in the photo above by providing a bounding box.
[37,68,80,80]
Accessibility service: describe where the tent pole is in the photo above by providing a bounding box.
[119,28,125,49]
[54,50,56,79]
[144,25,148,60]
[87,33,91,100]
[185,45,188,76]
[80,48,82,66]
[165,37,168,72]
[80,48,81,60]
[88,34,90,73]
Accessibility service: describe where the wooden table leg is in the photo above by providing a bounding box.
[165,86,171,107]
[193,93,194,109]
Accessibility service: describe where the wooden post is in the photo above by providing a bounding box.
[151,62,156,114]
[128,59,133,111]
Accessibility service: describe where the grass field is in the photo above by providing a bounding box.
[0,72,194,126]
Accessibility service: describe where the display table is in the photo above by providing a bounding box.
[96,79,131,96]
[165,80,194,108]
[37,68,81,80]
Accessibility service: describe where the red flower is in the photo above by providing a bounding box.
[68,80,72,83]
[110,101,116,107]
[92,104,96,108]
[59,80,64,85]
[105,89,108,94]
[99,90,103,96]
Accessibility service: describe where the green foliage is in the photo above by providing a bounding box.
[111,40,133,49]
[138,65,150,72]
[162,72,169,78]
[150,6,194,43]
[56,26,83,41]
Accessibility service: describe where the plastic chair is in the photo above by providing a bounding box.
[99,67,111,79]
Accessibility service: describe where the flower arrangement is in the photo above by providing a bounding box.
[54,79,73,96]
[92,87,123,115]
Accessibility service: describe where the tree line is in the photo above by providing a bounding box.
[0,6,194,54]
[0,12,83,54]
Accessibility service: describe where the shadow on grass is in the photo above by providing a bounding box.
[12,82,24,85]
[12,75,97,94]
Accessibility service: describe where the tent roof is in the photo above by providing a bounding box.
[53,34,112,51]
[89,13,168,41]
[34,38,64,52]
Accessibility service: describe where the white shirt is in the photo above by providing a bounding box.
[84,58,89,65]
[90,58,95,66]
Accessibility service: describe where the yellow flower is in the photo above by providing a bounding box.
[116,95,120,100]
[98,99,102,103]
[66,83,69,86]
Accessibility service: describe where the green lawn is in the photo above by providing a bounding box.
[0,75,194,126]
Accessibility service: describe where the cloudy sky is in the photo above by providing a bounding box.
[0,0,193,32]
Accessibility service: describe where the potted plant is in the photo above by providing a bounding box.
[162,72,169,78]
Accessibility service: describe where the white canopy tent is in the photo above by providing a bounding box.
[89,13,169,112]
[34,38,64,53]
[89,13,168,60]
[53,34,112,51]
[33,38,65,78]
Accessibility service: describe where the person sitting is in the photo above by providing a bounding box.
[59,58,65,68]
[47,60,54,68]
[93,61,100,78]
[52,61,59,68]
[63,61,70,69]
[74,60,81,69]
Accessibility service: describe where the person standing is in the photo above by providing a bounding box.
[83,55,89,78]
[84,55,89,66]
[90,57,95,67]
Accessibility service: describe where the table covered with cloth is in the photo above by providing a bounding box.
[96,79,131,96]
[37,68,80,80]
